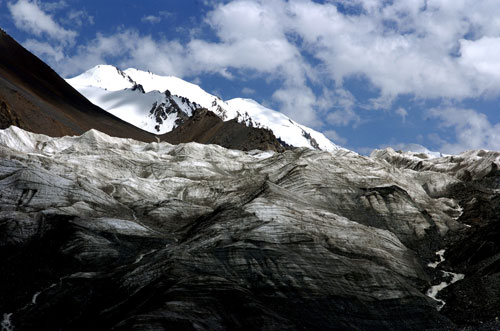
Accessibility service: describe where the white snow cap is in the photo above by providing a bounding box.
[67,65,341,151]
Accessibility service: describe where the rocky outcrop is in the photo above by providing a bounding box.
[148,91,199,133]
[160,108,288,152]
[0,100,25,130]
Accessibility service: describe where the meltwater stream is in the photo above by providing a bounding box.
[426,249,465,310]
[1,313,13,331]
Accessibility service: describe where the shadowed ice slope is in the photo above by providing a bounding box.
[5,126,498,330]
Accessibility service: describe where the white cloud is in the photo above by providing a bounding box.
[8,0,76,45]
[184,0,500,124]
[272,86,320,126]
[62,9,94,27]
[59,30,188,78]
[141,11,172,24]
[459,37,500,96]
[427,107,500,154]
[395,107,407,123]
[323,129,347,145]
[19,0,500,140]
[242,87,255,95]
[321,87,360,127]
[187,38,300,76]
[23,39,64,61]
[142,15,161,24]
[326,108,359,127]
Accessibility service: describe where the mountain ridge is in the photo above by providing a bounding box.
[67,64,340,152]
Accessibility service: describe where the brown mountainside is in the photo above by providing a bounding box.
[0,29,155,142]
[160,108,287,152]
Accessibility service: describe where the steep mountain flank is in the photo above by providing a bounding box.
[0,29,154,141]
[160,108,287,152]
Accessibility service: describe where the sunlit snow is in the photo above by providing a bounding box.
[67,65,341,151]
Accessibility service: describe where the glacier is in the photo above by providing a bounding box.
[1,126,500,329]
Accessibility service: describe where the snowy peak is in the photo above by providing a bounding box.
[68,64,136,91]
[67,65,342,151]
[226,98,338,151]
[148,90,199,133]
[122,68,252,125]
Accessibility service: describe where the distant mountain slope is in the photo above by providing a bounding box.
[161,108,287,152]
[67,65,341,151]
[0,29,155,142]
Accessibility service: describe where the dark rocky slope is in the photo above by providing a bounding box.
[3,128,500,330]
[160,108,288,152]
[0,29,154,141]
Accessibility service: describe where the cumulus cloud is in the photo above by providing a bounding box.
[323,130,347,146]
[427,107,500,154]
[326,108,359,127]
[23,38,64,61]
[141,11,172,24]
[185,0,500,124]
[59,30,187,78]
[62,9,94,27]
[459,37,500,96]
[322,88,360,127]
[191,0,500,110]
[242,87,255,95]
[16,0,500,135]
[8,0,76,44]
[395,107,407,123]
[272,86,321,126]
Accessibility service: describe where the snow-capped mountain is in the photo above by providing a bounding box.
[67,65,340,151]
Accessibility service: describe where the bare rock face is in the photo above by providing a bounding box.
[1,127,497,330]
[160,108,288,152]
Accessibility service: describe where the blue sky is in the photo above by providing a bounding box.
[1,0,500,154]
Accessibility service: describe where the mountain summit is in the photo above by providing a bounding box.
[67,65,340,151]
